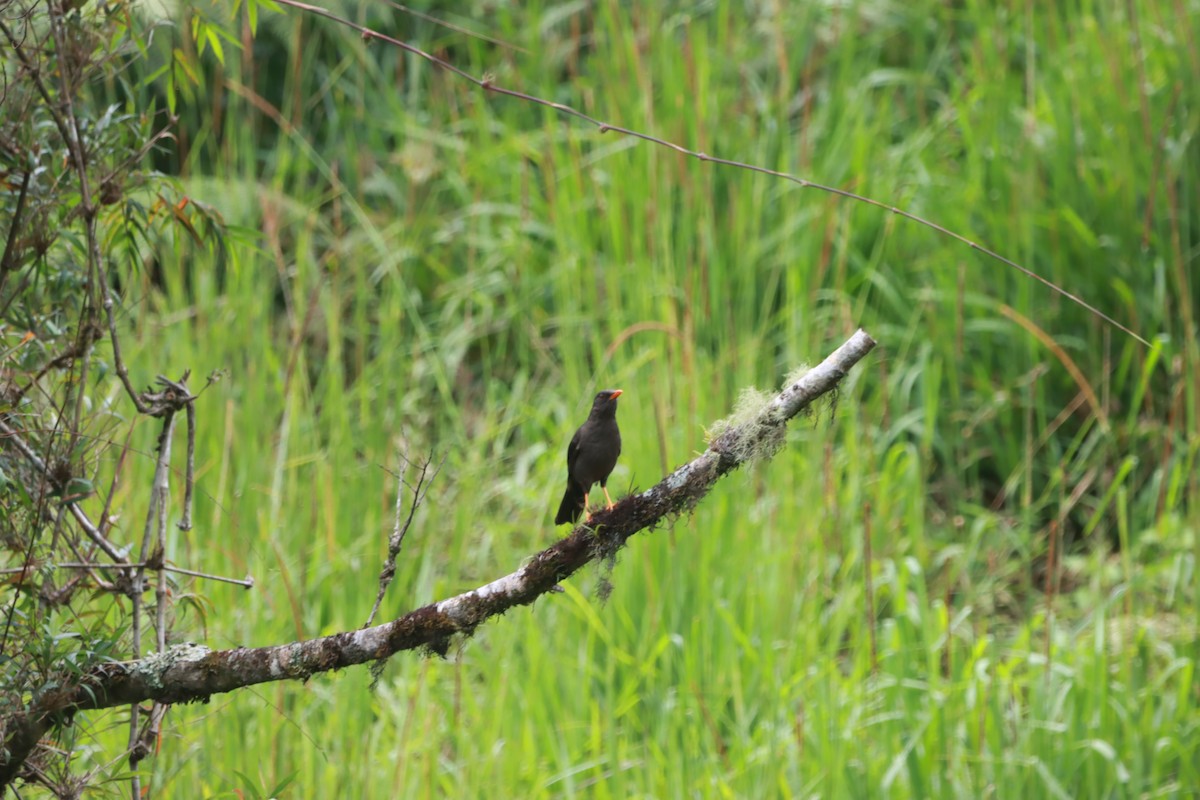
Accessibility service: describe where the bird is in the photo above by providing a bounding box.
[554,389,623,525]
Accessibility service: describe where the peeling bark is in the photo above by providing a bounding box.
[0,329,876,788]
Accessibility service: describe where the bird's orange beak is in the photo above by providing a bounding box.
[611,389,623,399]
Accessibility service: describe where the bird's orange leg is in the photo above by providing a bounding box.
[602,486,615,509]
[582,491,591,517]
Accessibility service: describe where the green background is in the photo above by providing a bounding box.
[91,0,1200,796]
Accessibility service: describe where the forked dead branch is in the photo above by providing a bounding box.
[0,329,876,789]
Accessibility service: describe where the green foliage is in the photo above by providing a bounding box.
[5,0,1199,797]
[0,0,226,793]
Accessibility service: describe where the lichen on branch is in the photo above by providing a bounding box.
[0,329,876,789]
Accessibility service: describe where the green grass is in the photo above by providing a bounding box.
[62,0,1200,796]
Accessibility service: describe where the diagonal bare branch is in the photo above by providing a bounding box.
[0,329,876,788]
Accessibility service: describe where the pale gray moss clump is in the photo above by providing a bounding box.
[706,387,769,440]
[705,386,786,464]
[706,366,813,464]
[782,364,811,388]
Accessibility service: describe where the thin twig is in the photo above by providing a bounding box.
[364,446,441,628]
[0,416,128,566]
[0,167,31,289]
[0,562,253,587]
[145,408,175,554]
[154,428,172,651]
[179,394,196,532]
[159,564,253,587]
[128,406,176,779]
[60,517,117,592]
[133,703,167,770]
[99,422,137,539]
[98,265,149,413]
[42,5,102,450]
[126,613,142,796]
[0,447,54,658]
[12,341,88,406]
[271,0,1148,347]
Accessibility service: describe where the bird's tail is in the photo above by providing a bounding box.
[554,481,586,525]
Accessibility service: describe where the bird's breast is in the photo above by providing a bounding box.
[569,419,621,486]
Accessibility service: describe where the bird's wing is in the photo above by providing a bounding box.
[566,426,582,473]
